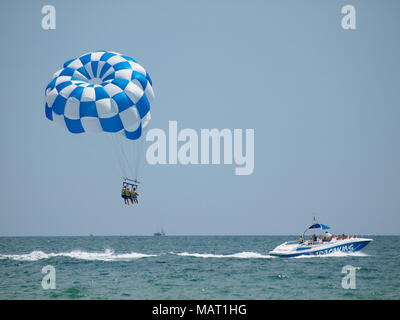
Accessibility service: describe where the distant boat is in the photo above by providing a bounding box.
[153,228,166,236]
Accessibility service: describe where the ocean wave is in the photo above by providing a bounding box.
[176,251,274,259]
[0,249,157,262]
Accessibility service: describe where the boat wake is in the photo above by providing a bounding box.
[0,249,369,262]
[176,251,274,259]
[0,249,157,262]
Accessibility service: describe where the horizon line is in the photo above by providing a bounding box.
[0,233,397,237]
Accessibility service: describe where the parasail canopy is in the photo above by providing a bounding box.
[44,50,154,141]
[44,51,155,181]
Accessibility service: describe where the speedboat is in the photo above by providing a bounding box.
[269,218,373,257]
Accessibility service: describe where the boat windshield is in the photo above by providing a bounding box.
[285,240,300,245]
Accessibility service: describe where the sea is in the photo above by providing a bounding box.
[0,236,399,300]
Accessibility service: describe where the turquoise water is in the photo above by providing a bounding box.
[0,236,399,299]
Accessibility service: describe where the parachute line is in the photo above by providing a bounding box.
[110,133,144,182]
[110,135,127,178]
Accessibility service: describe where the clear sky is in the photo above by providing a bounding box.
[0,0,399,236]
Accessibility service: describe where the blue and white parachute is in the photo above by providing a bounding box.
[45,50,154,140]
[45,51,154,179]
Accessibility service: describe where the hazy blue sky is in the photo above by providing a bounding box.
[0,0,399,236]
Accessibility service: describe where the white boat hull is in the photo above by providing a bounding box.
[269,238,372,257]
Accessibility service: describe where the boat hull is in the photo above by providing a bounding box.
[269,239,372,257]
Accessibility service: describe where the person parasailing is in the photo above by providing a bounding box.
[121,185,128,205]
[121,178,140,205]
[132,187,139,204]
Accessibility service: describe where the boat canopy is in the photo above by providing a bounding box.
[301,218,331,237]
[309,223,330,230]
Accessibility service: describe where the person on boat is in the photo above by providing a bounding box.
[299,235,304,243]
[324,230,333,241]
[311,234,317,242]
[125,187,131,205]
